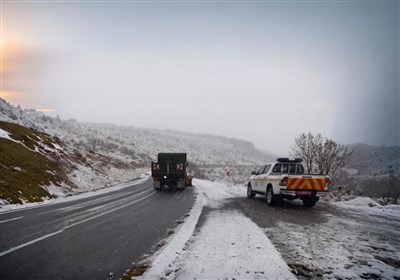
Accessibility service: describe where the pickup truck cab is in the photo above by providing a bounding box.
[247,158,329,207]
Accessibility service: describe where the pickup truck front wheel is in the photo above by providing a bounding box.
[247,184,255,198]
[266,187,276,206]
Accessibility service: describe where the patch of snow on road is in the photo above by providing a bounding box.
[141,179,295,280]
[225,183,248,197]
[195,180,234,209]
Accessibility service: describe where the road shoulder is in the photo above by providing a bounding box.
[140,179,296,279]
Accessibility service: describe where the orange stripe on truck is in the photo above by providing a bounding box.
[287,178,327,190]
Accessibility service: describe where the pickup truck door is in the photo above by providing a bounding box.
[253,165,266,192]
[266,164,282,192]
[255,164,271,192]
[258,164,271,192]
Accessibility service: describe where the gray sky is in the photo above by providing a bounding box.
[2,1,399,154]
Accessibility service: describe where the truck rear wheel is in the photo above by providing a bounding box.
[303,197,317,207]
[266,187,276,206]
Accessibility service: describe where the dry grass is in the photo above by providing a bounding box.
[0,121,68,204]
[120,267,147,280]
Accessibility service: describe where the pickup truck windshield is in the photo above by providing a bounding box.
[289,164,304,174]
[296,164,305,174]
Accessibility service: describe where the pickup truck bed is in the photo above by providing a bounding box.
[247,158,329,207]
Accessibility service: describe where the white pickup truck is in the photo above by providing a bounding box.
[247,158,329,207]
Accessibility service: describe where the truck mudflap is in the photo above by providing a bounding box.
[153,179,161,190]
[177,180,185,190]
[186,175,193,186]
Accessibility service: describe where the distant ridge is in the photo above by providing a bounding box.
[346,143,400,177]
[0,99,274,201]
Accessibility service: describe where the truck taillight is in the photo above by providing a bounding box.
[279,177,288,186]
[326,178,330,186]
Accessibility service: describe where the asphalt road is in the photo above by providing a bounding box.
[0,177,194,280]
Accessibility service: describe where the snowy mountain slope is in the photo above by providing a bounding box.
[346,143,400,177]
[0,120,148,205]
[0,99,272,166]
[0,99,274,204]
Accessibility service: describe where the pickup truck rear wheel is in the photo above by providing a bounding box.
[303,197,317,207]
[266,187,276,206]
[247,184,255,198]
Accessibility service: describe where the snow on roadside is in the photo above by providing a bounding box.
[140,183,206,279]
[333,196,400,218]
[67,165,146,194]
[138,180,400,279]
[141,179,295,280]
[174,209,295,280]
[267,212,400,280]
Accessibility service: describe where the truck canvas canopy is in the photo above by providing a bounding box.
[158,153,187,163]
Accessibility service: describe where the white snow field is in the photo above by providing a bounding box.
[142,179,296,280]
[141,180,400,280]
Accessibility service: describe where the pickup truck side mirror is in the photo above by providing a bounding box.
[251,171,256,175]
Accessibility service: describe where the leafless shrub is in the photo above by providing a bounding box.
[291,132,352,181]
[331,169,360,196]
[358,168,400,205]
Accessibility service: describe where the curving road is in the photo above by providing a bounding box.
[0,177,194,280]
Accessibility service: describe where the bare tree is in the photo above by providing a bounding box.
[331,169,359,198]
[291,132,322,174]
[315,138,352,177]
[291,132,352,178]
[381,165,400,205]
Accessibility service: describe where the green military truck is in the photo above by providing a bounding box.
[151,153,188,191]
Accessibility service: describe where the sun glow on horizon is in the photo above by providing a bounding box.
[0,92,51,113]
[0,91,15,100]
[36,108,56,113]
[0,31,45,111]
[0,93,56,113]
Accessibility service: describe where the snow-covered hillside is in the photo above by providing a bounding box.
[346,143,400,177]
[0,99,273,203]
[0,99,271,164]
